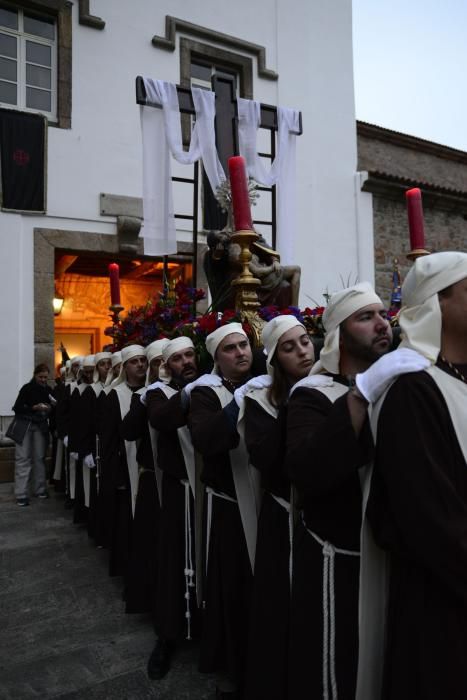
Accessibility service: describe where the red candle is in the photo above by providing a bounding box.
[108,262,121,305]
[228,155,253,231]
[405,188,426,251]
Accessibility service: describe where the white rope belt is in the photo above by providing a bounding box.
[64,446,69,496]
[204,487,237,595]
[270,493,294,590]
[95,434,101,493]
[181,479,195,640]
[302,515,360,700]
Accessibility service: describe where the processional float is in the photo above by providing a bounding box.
[105,76,431,346]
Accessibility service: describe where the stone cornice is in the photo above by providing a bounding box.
[78,0,105,30]
[152,15,278,81]
[362,170,467,213]
[357,121,467,166]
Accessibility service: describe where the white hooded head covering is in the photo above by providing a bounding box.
[112,345,146,387]
[92,351,112,383]
[261,315,307,376]
[145,338,170,384]
[205,322,249,374]
[77,355,94,382]
[158,337,195,384]
[147,338,170,364]
[104,350,123,387]
[69,355,83,379]
[111,351,122,367]
[311,282,382,375]
[399,251,467,362]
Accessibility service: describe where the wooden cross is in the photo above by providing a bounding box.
[136,74,302,226]
[136,76,302,285]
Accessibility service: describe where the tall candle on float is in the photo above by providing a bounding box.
[108,262,121,305]
[405,188,426,251]
[228,155,253,231]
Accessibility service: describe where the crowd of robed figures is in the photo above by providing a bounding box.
[11,250,467,700]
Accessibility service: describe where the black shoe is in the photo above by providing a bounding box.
[16,498,30,507]
[215,689,238,699]
[147,638,173,680]
[36,491,50,499]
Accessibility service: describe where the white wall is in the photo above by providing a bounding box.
[0,215,33,414]
[0,0,374,412]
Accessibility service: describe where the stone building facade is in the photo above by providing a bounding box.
[357,121,467,304]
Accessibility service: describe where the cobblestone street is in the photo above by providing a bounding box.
[0,483,216,699]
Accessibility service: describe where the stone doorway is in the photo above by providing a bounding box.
[34,228,207,371]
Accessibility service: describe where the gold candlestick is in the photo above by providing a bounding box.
[406,247,431,262]
[230,229,265,347]
[109,303,124,326]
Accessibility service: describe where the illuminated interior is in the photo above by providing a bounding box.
[53,251,192,370]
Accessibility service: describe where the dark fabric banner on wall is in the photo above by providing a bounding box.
[0,108,46,212]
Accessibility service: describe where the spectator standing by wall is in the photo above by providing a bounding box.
[12,363,52,506]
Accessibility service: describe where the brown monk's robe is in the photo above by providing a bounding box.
[99,387,135,577]
[50,378,66,490]
[368,366,467,700]
[121,391,159,614]
[286,378,371,700]
[94,389,111,547]
[189,384,253,690]
[78,383,104,540]
[55,381,74,499]
[68,384,87,524]
[243,399,290,700]
[146,384,198,643]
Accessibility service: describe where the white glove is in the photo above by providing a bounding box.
[63,435,69,447]
[141,381,166,405]
[84,453,96,469]
[290,374,334,397]
[184,374,223,397]
[356,347,430,403]
[234,375,272,406]
[69,452,79,461]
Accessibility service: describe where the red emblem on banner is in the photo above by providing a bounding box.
[13,149,30,166]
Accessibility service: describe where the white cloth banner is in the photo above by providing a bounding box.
[237,98,300,266]
[140,78,226,256]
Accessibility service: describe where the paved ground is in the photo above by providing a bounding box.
[0,483,217,699]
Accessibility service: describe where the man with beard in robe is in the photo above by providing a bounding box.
[144,337,202,680]
[68,354,96,524]
[74,351,113,539]
[121,338,169,615]
[356,252,467,700]
[99,345,147,577]
[189,323,256,700]
[93,350,122,547]
[55,355,83,507]
[51,366,67,491]
[286,282,426,700]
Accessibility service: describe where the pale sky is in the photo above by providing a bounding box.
[352,0,467,152]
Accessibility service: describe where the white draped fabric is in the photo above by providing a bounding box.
[237,98,300,265]
[140,79,299,263]
[140,78,226,255]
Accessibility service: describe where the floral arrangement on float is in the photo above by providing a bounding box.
[102,181,431,366]
[104,281,327,364]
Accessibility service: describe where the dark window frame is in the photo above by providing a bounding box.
[0,0,71,128]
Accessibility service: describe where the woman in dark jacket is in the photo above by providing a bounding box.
[12,363,52,506]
